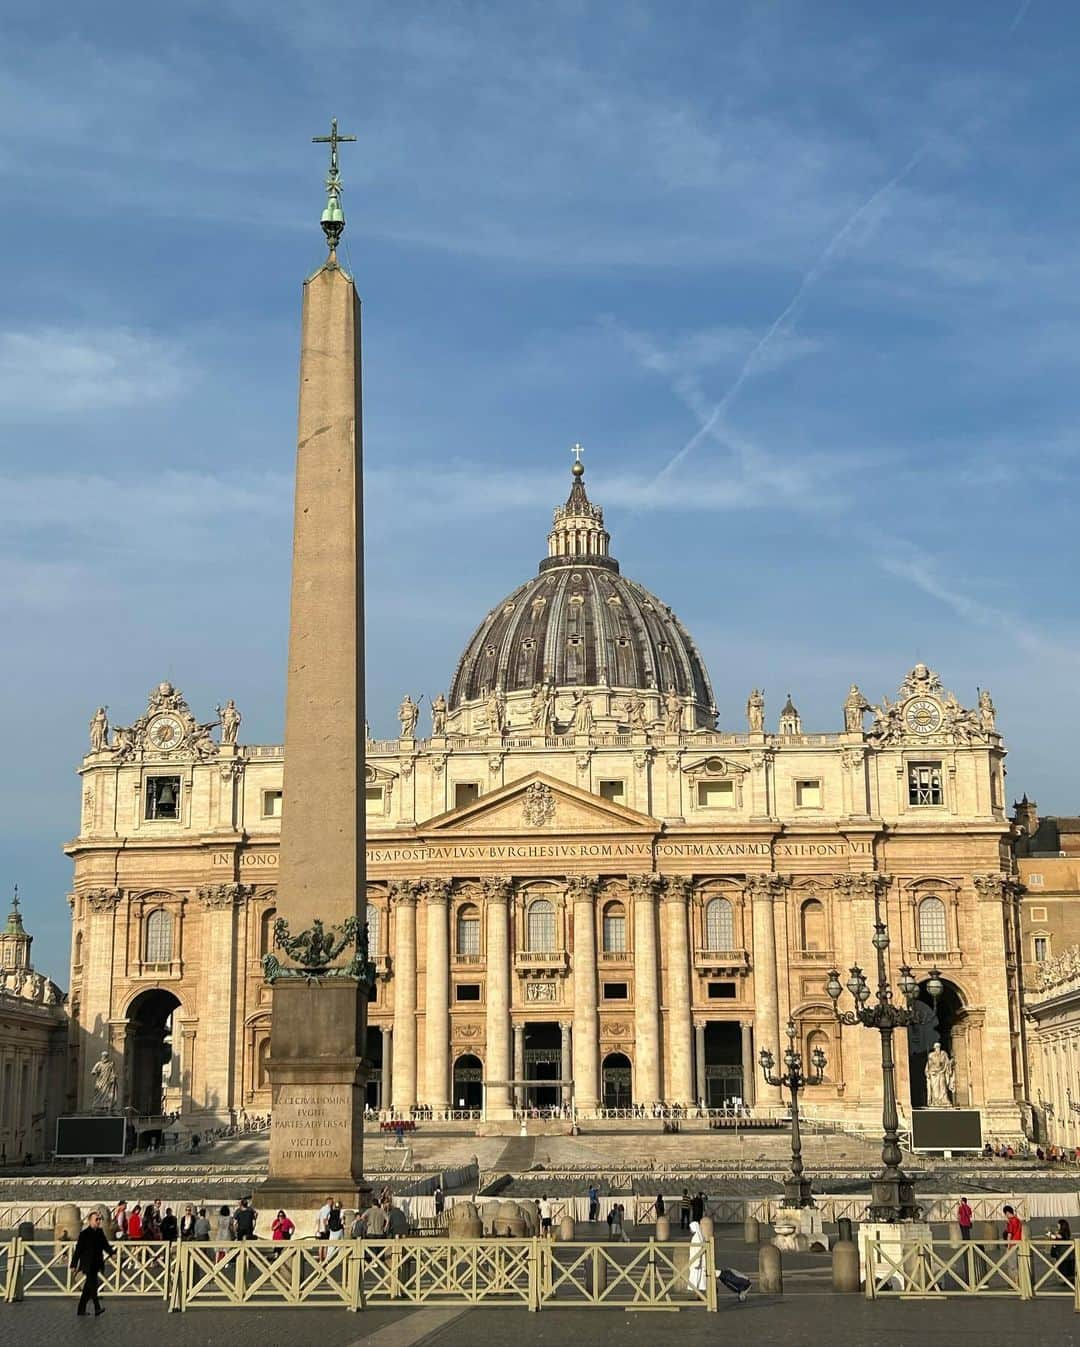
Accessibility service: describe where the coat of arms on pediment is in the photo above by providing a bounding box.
[866,664,997,747]
[522,781,557,827]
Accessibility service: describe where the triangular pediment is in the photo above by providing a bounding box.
[423,772,660,836]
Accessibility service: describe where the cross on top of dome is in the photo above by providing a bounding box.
[550,445,608,558]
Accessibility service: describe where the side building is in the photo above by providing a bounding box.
[66,465,1026,1135]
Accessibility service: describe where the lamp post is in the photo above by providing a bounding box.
[759,1018,826,1208]
[826,888,943,1223]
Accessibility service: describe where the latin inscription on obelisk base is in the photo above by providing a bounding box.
[262,122,368,1206]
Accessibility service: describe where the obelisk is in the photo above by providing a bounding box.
[263,120,368,1206]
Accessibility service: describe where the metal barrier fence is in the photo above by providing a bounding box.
[865,1237,1080,1307]
[4,1240,174,1301]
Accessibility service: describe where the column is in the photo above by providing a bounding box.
[560,1022,572,1107]
[741,1022,756,1107]
[694,1021,706,1108]
[423,879,451,1111]
[513,1023,525,1111]
[974,874,1022,1111]
[380,1026,393,1111]
[661,878,694,1105]
[570,876,600,1112]
[391,881,418,1112]
[195,886,240,1117]
[749,875,781,1104]
[483,878,512,1118]
[630,875,662,1104]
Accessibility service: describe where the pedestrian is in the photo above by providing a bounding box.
[540,1195,553,1238]
[179,1205,197,1240]
[193,1207,211,1241]
[272,1210,295,1241]
[160,1207,178,1242]
[128,1203,143,1240]
[142,1203,161,1240]
[216,1204,232,1241]
[364,1201,389,1237]
[327,1201,345,1242]
[233,1197,257,1241]
[434,1186,445,1217]
[71,1210,114,1318]
[687,1220,708,1294]
[111,1200,128,1240]
[655,1194,665,1220]
[680,1188,691,1231]
[957,1197,973,1241]
[606,1205,615,1238]
[588,1184,599,1222]
[1051,1219,1076,1284]
[691,1191,705,1224]
[1003,1204,1023,1279]
[614,1203,629,1242]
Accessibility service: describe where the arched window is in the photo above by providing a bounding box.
[144,909,173,963]
[527,899,556,953]
[74,930,83,968]
[366,905,381,957]
[704,897,734,951]
[807,1029,829,1080]
[257,1037,271,1089]
[260,908,277,958]
[918,897,948,953]
[456,903,480,957]
[800,899,826,952]
[602,901,627,954]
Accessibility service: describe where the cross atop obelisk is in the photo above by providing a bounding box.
[312,117,357,254]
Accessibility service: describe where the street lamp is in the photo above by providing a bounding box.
[759,1018,826,1208]
[825,891,943,1223]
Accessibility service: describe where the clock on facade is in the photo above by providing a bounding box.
[904,698,942,736]
[146,712,187,752]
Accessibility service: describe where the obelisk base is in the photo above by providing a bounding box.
[260,980,369,1209]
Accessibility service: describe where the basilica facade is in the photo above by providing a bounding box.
[66,463,1026,1135]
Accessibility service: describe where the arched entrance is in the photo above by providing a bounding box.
[453,1054,483,1111]
[126,988,182,1116]
[907,977,966,1108]
[602,1052,632,1110]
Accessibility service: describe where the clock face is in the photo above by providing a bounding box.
[147,712,186,752]
[905,697,942,736]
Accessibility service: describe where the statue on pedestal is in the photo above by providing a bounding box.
[843,684,871,733]
[486,688,505,735]
[430,693,447,736]
[978,688,996,733]
[91,1050,119,1112]
[89,707,109,753]
[398,695,419,738]
[746,689,765,733]
[925,1043,955,1108]
[570,688,594,734]
[217,699,242,745]
[664,687,682,733]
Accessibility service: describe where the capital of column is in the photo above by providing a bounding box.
[421,876,453,904]
[744,873,785,901]
[973,872,1009,901]
[627,873,662,902]
[832,872,890,899]
[390,878,420,907]
[482,876,514,904]
[85,887,122,913]
[559,1020,573,1032]
[565,874,599,903]
[660,875,692,904]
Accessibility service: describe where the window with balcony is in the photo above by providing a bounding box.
[526,899,556,953]
[602,901,626,954]
[908,762,943,807]
[145,908,173,963]
[456,904,481,957]
[704,897,734,951]
[917,896,948,953]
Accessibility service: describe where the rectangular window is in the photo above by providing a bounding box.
[1034,936,1049,963]
[365,786,384,816]
[707,981,737,999]
[697,780,735,808]
[602,912,627,953]
[454,782,480,808]
[1030,907,1048,922]
[262,790,283,818]
[455,983,482,1002]
[795,780,821,808]
[599,780,625,804]
[1028,874,1044,887]
[908,762,943,807]
[602,982,629,1000]
[145,776,180,820]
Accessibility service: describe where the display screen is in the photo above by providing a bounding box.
[911,1108,982,1151]
[55,1115,128,1157]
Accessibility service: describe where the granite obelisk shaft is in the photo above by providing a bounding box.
[265,255,367,1201]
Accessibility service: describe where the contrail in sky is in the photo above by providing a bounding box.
[651,145,927,488]
[1009,0,1034,32]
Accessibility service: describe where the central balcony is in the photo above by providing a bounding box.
[694,948,750,977]
[514,950,569,978]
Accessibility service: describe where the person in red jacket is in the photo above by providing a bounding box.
[271,1210,295,1241]
[957,1198,973,1241]
[127,1203,143,1240]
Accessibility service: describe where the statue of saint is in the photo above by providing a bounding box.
[530,683,554,733]
[430,693,447,736]
[570,689,594,734]
[624,696,648,731]
[924,1043,956,1109]
[664,687,682,733]
[398,695,419,738]
[843,684,871,734]
[91,1050,119,1112]
[89,707,109,753]
[486,689,504,735]
[978,688,996,733]
[217,699,242,745]
[746,689,765,733]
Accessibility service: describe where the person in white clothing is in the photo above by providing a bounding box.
[539,1196,553,1238]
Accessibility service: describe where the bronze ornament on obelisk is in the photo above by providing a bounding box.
[261,120,370,1206]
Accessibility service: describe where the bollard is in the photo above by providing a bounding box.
[837,1217,853,1244]
[832,1239,860,1292]
[948,1221,963,1247]
[656,1214,670,1240]
[758,1243,783,1294]
[54,1203,80,1245]
[975,1220,997,1245]
[699,1215,714,1241]
[559,1214,576,1242]
[17,1220,34,1241]
[744,1216,760,1245]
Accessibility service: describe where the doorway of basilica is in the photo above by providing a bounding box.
[453,1054,483,1111]
[126,988,182,1116]
[364,1026,382,1111]
[703,1022,743,1107]
[602,1052,632,1109]
[523,1022,561,1109]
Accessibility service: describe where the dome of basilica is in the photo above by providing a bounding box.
[446,461,716,734]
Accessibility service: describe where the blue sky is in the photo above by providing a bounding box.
[3,0,1078,982]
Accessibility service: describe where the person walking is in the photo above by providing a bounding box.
[606,1205,616,1239]
[72,1210,114,1318]
[434,1186,445,1217]
[216,1204,232,1241]
[193,1207,211,1241]
[272,1210,295,1241]
[233,1197,257,1241]
[588,1185,599,1223]
[179,1205,197,1240]
[1051,1219,1076,1284]
[327,1201,345,1242]
[686,1220,708,1295]
[127,1203,142,1241]
[690,1191,705,1225]
[160,1207,178,1242]
[957,1197,973,1241]
[539,1196,553,1238]
[141,1203,161,1240]
[1003,1204,1023,1282]
[111,1201,128,1241]
[680,1188,691,1231]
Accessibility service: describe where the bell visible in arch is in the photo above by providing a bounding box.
[157,781,176,808]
